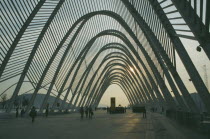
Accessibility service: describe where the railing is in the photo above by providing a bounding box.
[166,109,210,133]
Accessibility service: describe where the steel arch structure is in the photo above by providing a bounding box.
[0,0,209,113]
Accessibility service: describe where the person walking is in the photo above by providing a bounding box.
[29,106,37,123]
[85,106,89,118]
[80,107,84,119]
[143,107,147,118]
[45,104,49,117]
[88,106,93,119]
[16,107,19,118]
[20,108,25,117]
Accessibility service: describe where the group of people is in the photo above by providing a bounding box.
[15,105,95,122]
[15,107,26,118]
[80,106,94,119]
[15,106,37,123]
[150,107,158,112]
[150,106,165,114]
[29,105,50,122]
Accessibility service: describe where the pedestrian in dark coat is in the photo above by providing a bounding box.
[88,107,93,119]
[20,108,25,117]
[16,107,19,118]
[80,107,84,119]
[85,106,89,118]
[29,106,37,123]
[45,103,49,117]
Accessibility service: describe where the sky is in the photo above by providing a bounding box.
[98,84,129,107]
[1,36,208,107]
[99,0,210,107]
[99,37,210,107]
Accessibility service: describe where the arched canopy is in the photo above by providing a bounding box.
[1,0,209,113]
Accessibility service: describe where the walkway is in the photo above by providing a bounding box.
[0,110,207,139]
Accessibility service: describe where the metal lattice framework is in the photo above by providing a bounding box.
[0,0,209,113]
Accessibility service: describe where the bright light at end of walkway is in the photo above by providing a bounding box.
[130,67,134,73]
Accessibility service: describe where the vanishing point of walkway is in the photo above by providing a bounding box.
[0,110,207,139]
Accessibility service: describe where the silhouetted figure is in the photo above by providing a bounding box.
[143,107,147,118]
[45,103,49,117]
[85,106,89,118]
[80,107,84,119]
[45,108,49,117]
[20,108,25,117]
[16,107,19,118]
[29,106,37,123]
[124,107,126,113]
[88,107,93,119]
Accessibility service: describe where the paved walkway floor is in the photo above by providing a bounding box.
[0,110,208,139]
